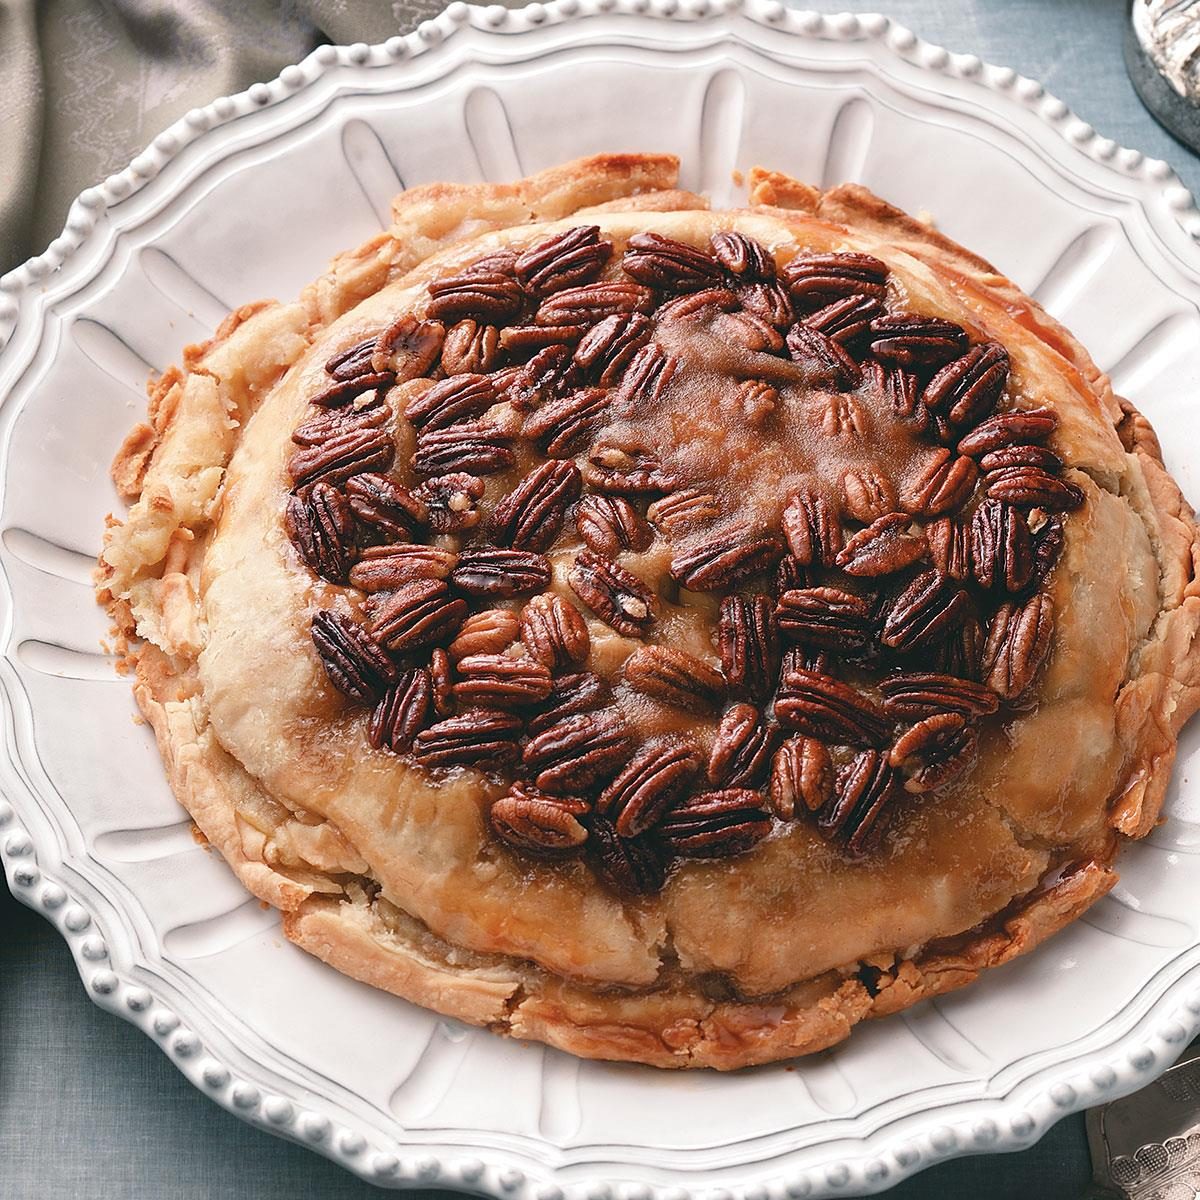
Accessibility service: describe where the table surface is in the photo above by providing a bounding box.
[2,1,1197,1197]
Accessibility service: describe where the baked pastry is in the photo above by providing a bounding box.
[98,154,1200,1070]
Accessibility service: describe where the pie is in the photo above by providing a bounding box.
[97,154,1200,1070]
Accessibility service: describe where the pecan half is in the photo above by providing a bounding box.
[427,267,524,323]
[785,323,862,390]
[821,393,868,438]
[288,426,394,488]
[711,231,776,281]
[923,341,1009,429]
[372,315,445,379]
[520,593,590,672]
[732,380,778,428]
[404,374,497,431]
[669,526,783,591]
[576,495,652,556]
[583,442,680,496]
[292,395,390,446]
[1031,513,1065,585]
[597,741,700,837]
[866,360,927,431]
[411,472,485,533]
[285,483,354,582]
[956,406,1058,457]
[309,370,394,410]
[429,648,455,717]
[568,550,655,637]
[411,421,515,476]
[933,617,985,680]
[708,704,780,788]
[658,790,772,859]
[835,513,926,577]
[349,543,457,591]
[784,252,888,310]
[412,709,523,769]
[502,320,583,356]
[782,487,843,567]
[448,608,520,662]
[647,488,722,538]
[775,587,874,653]
[769,736,834,819]
[452,653,553,708]
[868,314,968,370]
[718,594,779,701]
[900,449,979,517]
[490,784,589,856]
[488,459,582,551]
[983,591,1053,701]
[984,466,1084,512]
[818,750,900,856]
[889,712,978,793]
[325,335,379,381]
[523,387,609,457]
[775,667,891,747]
[439,319,502,375]
[611,343,679,411]
[504,344,576,411]
[971,499,1034,593]
[534,281,656,327]
[573,313,654,384]
[589,817,665,895]
[515,226,613,295]
[622,232,724,291]
[523,709,634,794]
[368,669,433,752]
[450,549,552,598]
[841,468,898,524]
[804,293,884,345]
[623,645,726,714]
[345,473,427,542]
[980,446,1062,475]
[878,672,999,720]
[775,555,815,595]
[925,516,972,581]
[311,610,396,703]
[880,570,971,652]
[368,580,468,651]
[528,670,612,735]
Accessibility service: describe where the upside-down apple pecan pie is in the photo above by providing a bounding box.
[98,154,1200,1069]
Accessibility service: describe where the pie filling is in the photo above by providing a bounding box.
[283,225,1082,895]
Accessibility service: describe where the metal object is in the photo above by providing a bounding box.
[1126,0,1200,152]
[1086,1042,1200,1199]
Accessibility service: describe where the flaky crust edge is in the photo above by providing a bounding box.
[96,157,1200,1070]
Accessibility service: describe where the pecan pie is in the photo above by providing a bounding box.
[98,154,1200,1069]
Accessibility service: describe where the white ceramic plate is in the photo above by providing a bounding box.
[4,4,1200,1196]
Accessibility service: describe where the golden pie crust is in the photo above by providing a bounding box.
[98,154,1200,1069]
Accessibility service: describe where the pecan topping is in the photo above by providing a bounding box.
[623,645,726,714]
[769,737,834,819]
[597,741,700,837]
[923,341,1009,428]
[925,516,972,581]
[658,790,772,859]
[841,467,898,524]
[439,319,502,376]
[292,395,390,446]
[520,593,590,672]
[733,379,778,427]
[372,315,445,379]
[311,610,396,703]
[368,669,433,752]
[669,526,783,592]
[956,406,1058,457]
[983,591,1053,701]
[804,293,884,345]
[411,472,485,533]
[490,784,589,856]
[708,704,779,788]
[368,580,467,651]
[971,499,1034,593]
[450,548,552,598]
[452,653,553,708]
[775,587,873,652]
[528,671,612,736]
[715,308,785,354]
[711,231,776,280]
[448,608,520,662]
[784,252,888,310]
[880,569,970,653]
[285,483,354,582]
[866,361,926,430]
[325,335,379,381]
[782,487,843,567]
[288,426,394,488]
[309,371,394,410]
[889,712,978,793]
[427,267,524,323]
[901,448,979,517]
[572,312,653,385]
[568,550,655,637]
[515,226,613,295]
[488,459,582,551]
[404,374,497,431]
[412,709,523,769]
[984,466,1084,512]
[349,543,456,591]
[835,513,926,577]
[775,668,891,747]
[582,441,680,496]
[411,421,515,477]
[535,281,655,327]
[523,710,634,794]
[785,323,862,390]
[589,817,664,895]
[345,473,427,542]
[739,279,794,327]
[819,750,900,856]
[622,232,724,291]
[718,594,779,701]
[868,314,968,370]
[878,673,999,720]
[821,393,868,438]
[611,343,679,411]
[576,494,652,556]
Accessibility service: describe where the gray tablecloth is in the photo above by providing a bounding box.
[2,1,1197,1197]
